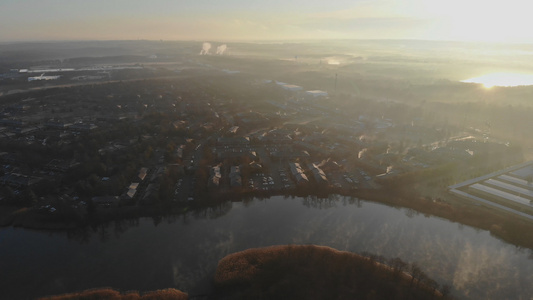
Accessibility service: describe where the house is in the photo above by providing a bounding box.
[217,136,250,146]
[309,163,328,184]
[45,121,73,130]
[140,184,158,205]
[305,90,328,98]
[45,159,80,173]
[70,123,98,132]
[217,149,257,161]
[289,162,309,185]
[138,168,149,181]
[280,84,303,92]
[228,126,240,135]
[0,173,42,188]
[230,166,242,187]
[209,165,222,188]
[91,196,119,207]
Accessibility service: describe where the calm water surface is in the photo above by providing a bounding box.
[462,72,533,88]
[1,196,532,300]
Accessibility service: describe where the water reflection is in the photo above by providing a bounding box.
[1,196,532,299]
[462,72,533,88]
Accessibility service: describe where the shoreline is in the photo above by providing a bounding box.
[2,186,533,250]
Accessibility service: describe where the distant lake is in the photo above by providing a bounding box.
[1,196,532,300]
[462,73,533,88]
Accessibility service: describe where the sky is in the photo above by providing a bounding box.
[1,0,532,43]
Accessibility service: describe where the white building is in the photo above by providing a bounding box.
[281,84,303,92]
[305,90,328,98]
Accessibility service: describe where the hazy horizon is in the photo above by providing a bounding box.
[2,0,533,43]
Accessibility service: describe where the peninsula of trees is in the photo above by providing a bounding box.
[214,245,452,300]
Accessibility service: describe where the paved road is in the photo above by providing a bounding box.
[0,74,189,98]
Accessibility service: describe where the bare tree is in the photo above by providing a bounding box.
[409,263,424,287]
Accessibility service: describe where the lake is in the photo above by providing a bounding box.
[462,72,533,88]
[1,195,532,299]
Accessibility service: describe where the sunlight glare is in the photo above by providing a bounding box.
[462,73,533,88]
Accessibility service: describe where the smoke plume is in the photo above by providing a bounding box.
[200,42,211,55]
[216,44,227,55]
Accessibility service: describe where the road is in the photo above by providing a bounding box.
[0,74,190,98]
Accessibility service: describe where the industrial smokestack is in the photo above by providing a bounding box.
[335,73,338,95]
